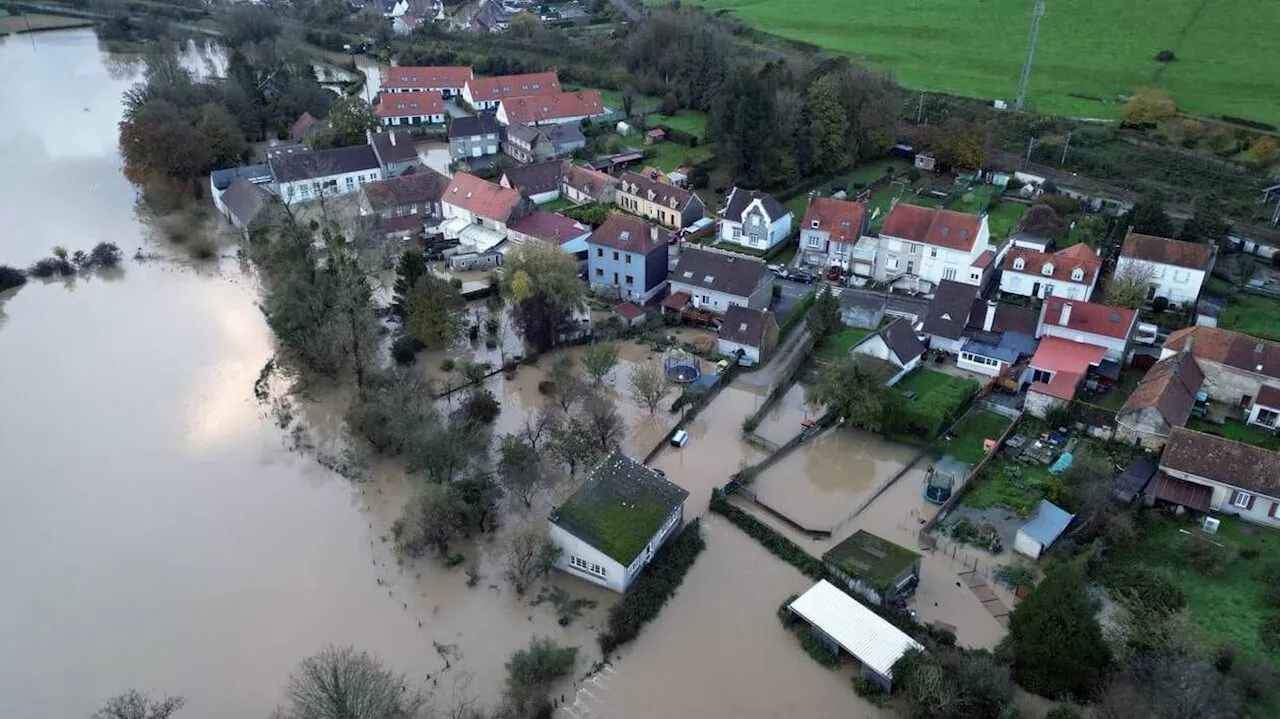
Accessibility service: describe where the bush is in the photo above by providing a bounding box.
[1111,566,1186,614]
[1155,49,1176,62]
[1235,660,1280,701]
[0,265,26,292]
[1213,644,1238,674]
[28,257,74,278]
[440,358,456,372]
[391,334,423,365]
[1262,616,1280,652]
[597,520,705,655]
[1182,534,1232,575]
[851,677,884,701]
[89,242,123,268]
[449,277,463,289]
[189,237,218,260]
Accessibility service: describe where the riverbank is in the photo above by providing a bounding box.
[0,12,93,34]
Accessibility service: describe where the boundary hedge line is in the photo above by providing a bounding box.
[597,519,706,655]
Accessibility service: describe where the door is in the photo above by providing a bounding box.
[472,146,482,158]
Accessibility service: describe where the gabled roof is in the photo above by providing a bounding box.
[1119,353,1204,428]
[500,91,605,125]
[719,305,773,348]
[802,197,866,243]
[369,129,418,165]
[561,161,615,199]
[1162,428,1280,498]
[669,247,769,298]
[823,530,920,592]
[972,249,996,269]
[380,66,472,91]
[270,146,379,183]
[1121,232,1213,271]
[618,170,697,211]
[220,179,272,228]
[361,167,450,211]
[1164,326,1280,380]
[442,172,523,223]
[881,204,984,253]
[587,214,663,254]
[290,112,322,142]
[210,163,273,191]
[549,450,689,564]
[860,317,926,366]
[722,187,789,224]
[502,160,563,197]
[921,280,978,340]
[375,91,445,119]
[466,71,560,100]
[448,113,501,139]
[1041,298,1137,341]
[788,581,923,680]
[1001,243,1100,285]
[1029,336,1107,400]
[966,300,1038,336]
[510,210,589,246]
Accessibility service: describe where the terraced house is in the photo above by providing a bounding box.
[495,90,607,127]
[1148,428,1280,528]
[378,65,472,96]
[374,91,446,127]
[614,170,705,229]
[875,204,992,294]
[461,71,561,111]
[998,243,1101,301]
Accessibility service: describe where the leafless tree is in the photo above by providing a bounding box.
[93,691,185,719]
[545,356,585,414]
[272,645,428,719]
[498,434,549,508]
[503,523,562,595]
[628,361,671,414]
[582,392,624,452]
[518,407,554,452]
[1104,261,1157,309]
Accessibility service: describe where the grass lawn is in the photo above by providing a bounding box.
[1218,292,1280,342]
[646,141,713,172]
[783,158,916,229]
[897,367,954,397]
[944,410,1013,465]
[813,325,871,362]
[1104,515,1280,671]
[1203,275,1237,297]
[644,110,709,139]
[565,84,661,113]
[1186,417,1280,452]
[539,196,577,213]
[671,0,1280,126]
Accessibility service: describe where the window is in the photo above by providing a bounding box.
[595,268,603,277]
[930,248,938,258]
[1032,368,1053,384]
[1043,284,1055,297]
[887,258,900,271]
[625,254,632,264]
[1071,268,1084,282]
[1233,491,1253,509]
[625,275,634,285]
[569,555,607,578]
[943,267,957,281]
[1013,257,1025,271]
[909,243,918,254]
[1042,263,1055,276]
[1174,270,1190,283]
[346,177,355,191]
[811,219,820,229]
[613,251,619,261]
[1257,408,1280,428]
[596,248,603,257]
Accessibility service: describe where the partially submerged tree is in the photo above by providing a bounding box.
[503,244,584,353]
[406,274,467,350]
[545,355,586,413]
[581,392,624,452]
[502,637,577,717]
[392,483,467,558]
[628,361,671,414]
[498,434,548,508]
[93,691,185,719]
[580,342,620,386]
[272,645,426,719]
[547,415,603,477]
[806,355,894,432]
[891,647,1015,719]
[502,524,561,595]
[391,249,429,319]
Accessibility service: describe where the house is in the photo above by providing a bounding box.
[507,211,591,254]
[461,71,561,111]
[666,247,772,313]
[209,163,273,217]
[786,580,924,693]
[1147,427,1280,527]
[1024,335,1110,417]
[920,280,979,354]
[876,204,991,292]
[822,530,921,606]
[216,179,277,240]
[392,13,422,34]
[368,129,420,176]
[716,306,779,365]
[269,145,383,205]
[1115,352,1205,449]
[1008,232,1053,253]
[1116,232,1214,306]
[615,170,705,229]
[1247,385,1280,430]
[1037,299,1138,365]
[999,243,1101,301]
[383,0,409,18]
[586,214,668,302]
[379,66,472,96]
[503,123,585,164]
[1014,500,1074,558]
[440,172,530,252]
[851,318,926,385]
[957,300,1040,377]
[717,187,792,252]
[1161,326,1280,414]
[447,113,502,161]
[374,91,446,127]
[548,451,689,593]
[359,166,450,223]
[496,90,607,127]
[560,162,617,205]
[289,112,324,143]
[500,161,563,204]
[800,197,871,273]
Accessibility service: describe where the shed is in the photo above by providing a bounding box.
[1115,458,1157,503]
[1013,500,1074,558]
[614,302,646,327]
[788,580,924,693]
[822,530,922,605]
[616,121,635,136]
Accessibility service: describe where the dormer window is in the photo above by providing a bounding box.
[811,219,820,229]
[1071,268,1084,282]
[1012,257,1025,271]
[1041,263,1054,276]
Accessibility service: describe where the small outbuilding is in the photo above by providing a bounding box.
[787,580,924,693]
[614,302,647,327]
[1013,499,1074,559]
[822,530,922,605]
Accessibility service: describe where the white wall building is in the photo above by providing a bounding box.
[876,204,990,293]
[717,187,792,252]
[666,247,772,313]
[1037,298,1137,364]
[999,243,1101,301]
[268,146,383,205]
[1115,232,1213,306]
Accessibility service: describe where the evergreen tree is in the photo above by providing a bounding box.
[806,285,842,342]
[391,248,428,319]
[808,75,850,173]
[1008,564,1112,700]
[1179,194,1230,246]
[1128,196,1174,238]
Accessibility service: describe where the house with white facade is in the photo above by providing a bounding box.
[876,204,991,293]
[1037,299,1138,364]
[664,247,772,314]
[268,145,383,205]
[717,306,779,365]
[440,172,531,252]
[799,197,874,276]
[957,300,1040,377]
[496,90,607,127]
[374,91,446,127]
[1116,232,1214,306]
[210,163,273,217]
[1145,427,1280,527]
[507,211,591,255]
[999,243,1101,301]
[379,66,473,96]
[919,280,978,354]
[548,451,689,593]
[461,71,561,111]
[851,317,926,382]
[561,162,617,205]
[717,187,792,252]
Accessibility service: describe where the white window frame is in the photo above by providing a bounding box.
[1012,257,1025,271]
[1233,491,1252,509]
[943,267,957,281]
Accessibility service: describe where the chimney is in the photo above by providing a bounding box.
[1182,335,1194,355]
[651,225,659,243]
[1060,303,1073,327]
[390,131,397,147]
[983,300,997,333]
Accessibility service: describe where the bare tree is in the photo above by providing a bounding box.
[582,393,624,452]
[545,355,585,414]
[628,362,670,414]
[1104,262,1157,309]
[94,691,185,719]
[503,523,561,595]
[272,645,427,719]
[498,434,548,508]
[518,407,554,452]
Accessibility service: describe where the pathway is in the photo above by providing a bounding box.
[735,327,811,394]
[958,569,1012,627]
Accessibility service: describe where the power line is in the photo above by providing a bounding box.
[1015,0,1045,111]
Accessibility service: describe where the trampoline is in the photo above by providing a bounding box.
[663,348,702,384]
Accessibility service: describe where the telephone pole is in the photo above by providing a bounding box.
[1015,0,1046,111]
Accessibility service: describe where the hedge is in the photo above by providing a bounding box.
[779,290,816,341]
[597,519,706,655]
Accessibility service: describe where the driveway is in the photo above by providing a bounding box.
[737,327,811,394]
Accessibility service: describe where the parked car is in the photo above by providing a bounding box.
[791,271,816,284]
[767,263,786,276]
[670,429,690,447]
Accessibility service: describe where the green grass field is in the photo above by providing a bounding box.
[944,410,1013,465]
[1186,417,1280,452]
[644,110,709,139]
[669,0,1280,125]
[645,140,713,172]
[813,325,871,362]
[1218,292,1280,342]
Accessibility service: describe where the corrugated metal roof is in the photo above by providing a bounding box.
[787,580,922,679]
[1019,500,1074,546]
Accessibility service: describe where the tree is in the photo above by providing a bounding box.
[345,369,439,455]
[454,471,502,534]
[1179,194,1230,246]
[628,361,670,413]
[405,273,466,349]
[660,91,679,116]
[195,102,248,168]
[547,415,602,477]
[503,637,577,716]
[582,392,624,452]
[503,244,584,352]
[891,647,1015,719]
[581,342,620,386]
[272,645,426,719]
[503,524,561,595]
[1249,136,1279,165]
[498,434,548,508]
[1122,88,1176,128]
[1007,563,1112,700]
[0,265,28,292]
[1104,262,1157,309]
[90,242,123,268]
[808,74,850,173]
[1115,655,1242,719]
[391,249,428,319]
[935,119,989,168]
[392,483,467,557]
[709,66,779,187]
[805,285,842,342]
[806,356,893,432]
[620,86,635,119]
[1128,195,1175,237]
[120,99,209,193]
[223,4,281,48]
[1018,204,1068,239]
[94,691,185,719]
[324,95,377,147]
[546,355,585,413]
[457,387,501,425]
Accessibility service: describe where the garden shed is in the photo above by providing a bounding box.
[787,580,923,693]
[1013,500,1074,559]
[822,530,922,605]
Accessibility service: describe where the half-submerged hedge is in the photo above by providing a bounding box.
[597,519,706,655]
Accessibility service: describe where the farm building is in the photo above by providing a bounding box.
[1013,500,1074,558]
[822,530,921,606]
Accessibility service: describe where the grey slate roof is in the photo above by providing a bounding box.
[370,130,418,166]
[878,317,926,364]
[269,145,380,183]
[722,187,788,223]
[670,247,768,299]
[961,338,1020,364]
[211,163,272,192]
[502,160,563,197]
[220,179,272,228]
[449,113,502,139]
[921,280,979,340]
[361,167,450,212]
[719,305,771,348]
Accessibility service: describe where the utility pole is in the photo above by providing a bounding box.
[1015,0,1046,111]
[1060,131,1072,166]
[1025,137,1039,163]
[916,93,925,124]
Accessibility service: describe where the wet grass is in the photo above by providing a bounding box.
[1186,417,1280,452]
[961,457,1058,517]
[944,410,1013,465]
[645,141,714,173]
[643,110,709,139]
[1104,514,1280,671]
[813,326,871,362]
[896,368,953,397]
[1218,292,1280,342]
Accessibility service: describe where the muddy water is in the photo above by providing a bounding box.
[651,386,767,514]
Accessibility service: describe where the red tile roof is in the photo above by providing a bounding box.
[1119,353,1204,427]
[1257,384,1280,408]
[290,112,321,142]
[501,91,606,125]
[1146,471,1213,511]
[1001,243,1100,285]
[466,72,561,101]
[442,172,523,223]
[881,204,984,252]
[802,197,866,243]
[1162,427,1280,497]
[1121,232,1213,271]
[1164,326,1280,380]
[375,91,444,118]
[663,290,691,311]
[588,214,663,254]
[1041,298,1136,340]
[380,66,473,91]
[972,250,996,269]
[1028,336,1107,400]
[615,302,646,320]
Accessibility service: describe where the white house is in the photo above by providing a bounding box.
[876,204,991,293]
[210,163,273,216]
[495,90,606,127]
[999,243,1101,301]
[717,187,792,252]
[548,451,689,593]
[268,146,383,205]
[1116,232,1214,306]
[799,197,872,274]
[1037,298,1137,364]
[374,91,446,127]
[851,317,925,385]
[665,247,772,314]
[717,305,779,365]
[461,71,561,111]
[378,65,472,96]
[1149,427,1280,527]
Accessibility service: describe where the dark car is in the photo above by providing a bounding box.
[791,271,816,284]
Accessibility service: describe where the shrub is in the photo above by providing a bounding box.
[851,677,884,701]
[1182,534,1232,575]
[391,334,423,365]
[0,265,26,292]
[89,242,123,268]
[449,277,463,289]
[459,387,501,424]
[597,520,705,655]
[1152,296,1169,313]
[1112,566,1185,614]
[28,257,74,278]
[1262,616,1280,652]
[1235,660,1280,701]
[1155,49,1176,63]
[440,358,456,372]
[1213,644,1237,674]
[189,237,218,260]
